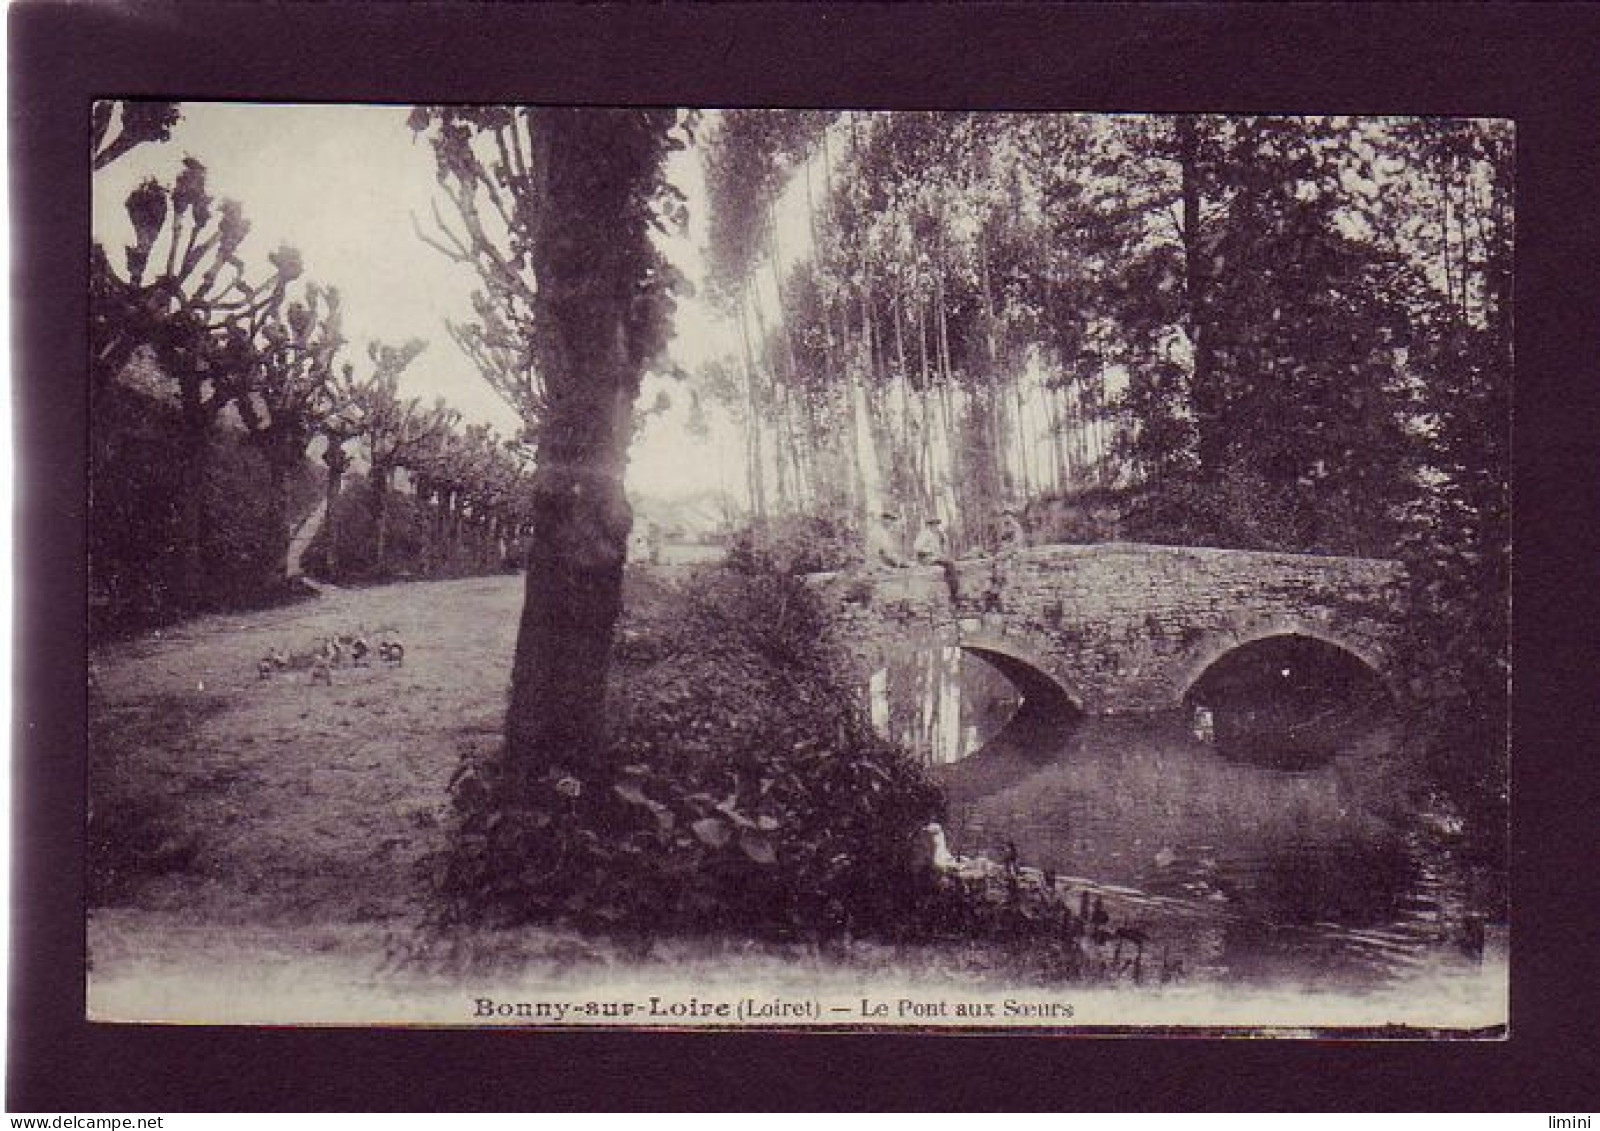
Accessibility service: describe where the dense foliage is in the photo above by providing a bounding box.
[700,114,1469,559]
[702,111,1512,869]
[726,514,864,575]
[1385,123,1513,884]
[90,381,322,636]
[433,562,947,936]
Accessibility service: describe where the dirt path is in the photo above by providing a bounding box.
[91,575,523,933]
[283,498,327,579]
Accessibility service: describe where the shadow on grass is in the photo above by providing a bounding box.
[88,689,233,905]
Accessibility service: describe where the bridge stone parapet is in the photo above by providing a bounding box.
[809,542,1406,716]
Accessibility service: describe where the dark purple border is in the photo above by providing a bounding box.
[11,0,1600,1112]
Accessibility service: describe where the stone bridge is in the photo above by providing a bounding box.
[810,542,1407,717]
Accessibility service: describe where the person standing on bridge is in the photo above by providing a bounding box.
[996,505,1028,558]
[913,515,948,564]
[867,510,908,571]
[983,505,1028,612]
[914,516,960,602]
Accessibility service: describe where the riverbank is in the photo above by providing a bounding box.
[86,571,1505,1031]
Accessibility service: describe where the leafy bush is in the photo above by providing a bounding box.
[1391,514,1509,906]
[1023,486,1126,545]
[726,513,864,575]
[1122,466,1401,559]
[432,559,951,939]
[90,394,188,634]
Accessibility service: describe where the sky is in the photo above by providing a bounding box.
[91,102,746,503]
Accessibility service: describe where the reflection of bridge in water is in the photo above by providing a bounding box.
[812,544,1488,989]
[810,542,1406,727]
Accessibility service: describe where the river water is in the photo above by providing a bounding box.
[872,646,1488,991]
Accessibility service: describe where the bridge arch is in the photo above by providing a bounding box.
[1171,614,1397,707]
[956,631,1087,719]
[811,543,1405,717]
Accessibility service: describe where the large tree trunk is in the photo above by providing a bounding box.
[323,443,348,576]
[504,318,635,794]
[419,106,678,802]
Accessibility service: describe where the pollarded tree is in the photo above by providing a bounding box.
[412,105,689,795]
[89,100,184,384]
[408,418,495,567]
[338,340,452,571]
[403,413,464,562]
[94,157,298,606]
[91,100,181,171]
[234,283,347,580]
[305,331,432,579]
[452,429,528,566]
[316,360,370,578]
[88,99,184,382]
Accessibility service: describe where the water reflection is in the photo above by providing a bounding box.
[1186,633,1394,772]
[870,645,1020,767]
[870,646,1472,987]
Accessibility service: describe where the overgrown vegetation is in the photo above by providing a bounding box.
[433,560,941,936]
[431,559,1110,974]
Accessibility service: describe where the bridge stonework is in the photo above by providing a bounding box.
[810,542,1407,716]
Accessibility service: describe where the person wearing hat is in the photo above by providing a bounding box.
[984,504,1028,611]
[913,515,948,564]
[867,509,907,570]
[913,515,960,601]
[997,505,1028,556]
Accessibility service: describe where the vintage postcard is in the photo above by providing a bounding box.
[84,101,1509,1035]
